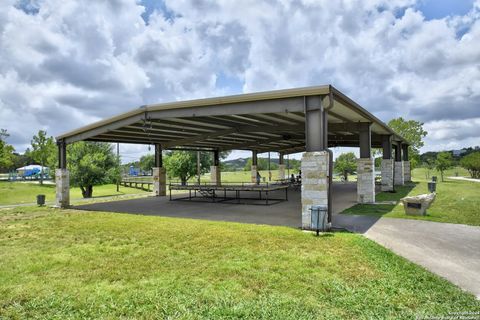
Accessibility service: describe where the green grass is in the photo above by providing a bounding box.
[343,167,480,226]
[0,182,148,206]
[0,206,478,319]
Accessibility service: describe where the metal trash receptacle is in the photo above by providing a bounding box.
[428,182,436,193]
[310,205,328,235]
[37,194,46,206]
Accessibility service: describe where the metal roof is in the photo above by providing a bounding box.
[57,85,407,154]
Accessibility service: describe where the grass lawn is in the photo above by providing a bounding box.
[0,206,478,319]
[0,182,149,206]
[343,167,480,226]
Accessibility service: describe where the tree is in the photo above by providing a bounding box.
[388,117,427,169]
[460,152,480,179]
[334,152,357,181]
[435,152,453,182]
[243,158,279,171]
[164,151,212,185]
[423,158,435,179]
[0,129,15,172]
[139,154,155,173]
[30,130,57,184]
[68,142,119,198]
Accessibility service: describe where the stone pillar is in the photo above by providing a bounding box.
[251,165,258,184]
[381,159,394,192]
[153,167,166,196]
[278,164,286,180]
[301,151,329,229]
[55,169,70,208]
[357,158,375,203]
[394,161,404,186]
[403,161,411,183]
[210,166,221,185]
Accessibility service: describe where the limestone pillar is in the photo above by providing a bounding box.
[210,165,221,185]
[55,168,70,208]
[357,158,375,203]
[403,161,411,182]
[278,164,286,180]
[153,167,167,196]
[394,161,404,186]
[301,151,329,229]
[381,159,394,192]
[251,165,258,184]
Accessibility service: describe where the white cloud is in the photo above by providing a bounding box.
[0,0,479,162]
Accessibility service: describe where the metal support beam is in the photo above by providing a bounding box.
[155,144,163,167]
[279,153,284,165]
[394,142,402,161]
[57,140,67,169]
[305,95,326,151]
[162,124,304,148]
[402,144,409,161]
[252,150,258,166]
[213,149,220,166]
[381,135,392,159]
[359,123,372,158]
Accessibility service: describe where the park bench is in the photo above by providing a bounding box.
[400,193,436,216]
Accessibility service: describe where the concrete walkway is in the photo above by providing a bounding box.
[448,176,480,183]
[336,215,480,298]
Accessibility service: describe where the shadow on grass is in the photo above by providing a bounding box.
[342,182,418,217]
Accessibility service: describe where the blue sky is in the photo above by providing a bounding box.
[417,0,474,19]
[1,0,479,162]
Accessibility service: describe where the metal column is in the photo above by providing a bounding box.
[402,144,409,161]
[359,123,372,158]
[154,144,163,168]
[305,95,326,151]
[57,139,67,169]
[382,135,392,159]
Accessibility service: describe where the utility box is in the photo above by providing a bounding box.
[310,205,328,235]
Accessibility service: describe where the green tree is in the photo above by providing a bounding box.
[68,142,119,198]
[243,158,279,171]
[30,130,57,184]
[388,117,427,169]
[334,152,357,181]
[139,154,155,173]
[460,152,480,179]
[0,129,15,172]
[423,158,435,179]
[164,151,212,185]
[435,152,453,182]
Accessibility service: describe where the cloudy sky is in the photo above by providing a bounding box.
[0,0,479,162]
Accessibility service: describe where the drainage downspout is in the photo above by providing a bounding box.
[325,90,335,227]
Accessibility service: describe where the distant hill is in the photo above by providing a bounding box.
[222,157,300,171]
[420,146,479,163]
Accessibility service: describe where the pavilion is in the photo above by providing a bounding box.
[55,85,409,229]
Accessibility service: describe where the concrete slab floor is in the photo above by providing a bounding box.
[75,183,360,228]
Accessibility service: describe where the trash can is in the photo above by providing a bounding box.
[37,194,46,206]
[428,182,436,193]
[310,205,328,235]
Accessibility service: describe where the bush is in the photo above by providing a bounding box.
[460,152,480,179]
